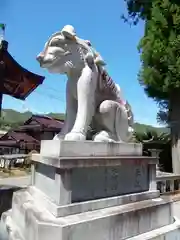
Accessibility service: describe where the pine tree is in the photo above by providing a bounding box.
[124,0,180,173]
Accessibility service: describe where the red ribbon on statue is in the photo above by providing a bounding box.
[118,99,126,106]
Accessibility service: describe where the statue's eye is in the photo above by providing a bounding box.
[50,38,60,46]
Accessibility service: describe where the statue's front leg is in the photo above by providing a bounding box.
[64,65,98,141]
[54,80,77,140]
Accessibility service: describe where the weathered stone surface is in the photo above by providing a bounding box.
[2,201,180,240]
[127,219,180,239]
[40,140,142,157]
[1,140,170,240]
[32,154,157,169]
[31,155,157,205]
[71,164,149,201]
[2,190,174,240]
[28,186,160,217]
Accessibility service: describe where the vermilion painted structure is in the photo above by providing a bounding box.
[0,40,45,115]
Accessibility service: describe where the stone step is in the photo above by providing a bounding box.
[57,197,173,240]
[11,189,173,240]
[28,186,160,217]
[127,218,180,240]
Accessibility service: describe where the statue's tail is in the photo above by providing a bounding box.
[115,103,134,142]
[115,83,122,98]
[115,83,134,127]
[125,101,134,127]
[115,84,134,141]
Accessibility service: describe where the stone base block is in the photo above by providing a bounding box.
[127,218,180,239]
[28,186,160,217]
[1,189,173,240]
[31,141,157,207]
[0,140,162,239]
[40,140,142,157]
[2,212,179,240]
[32,154,157,206]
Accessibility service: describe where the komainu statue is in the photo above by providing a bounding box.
[37,25,134,142]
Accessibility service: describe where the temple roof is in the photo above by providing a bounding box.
[0,40,45,100]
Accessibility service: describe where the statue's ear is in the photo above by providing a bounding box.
[95,56,106,66]
[61,25,76,40]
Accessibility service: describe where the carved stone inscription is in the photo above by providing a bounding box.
[133,161,147,191]
[71,163,149,202]
[134,168,141,188]
[105,167,121,196]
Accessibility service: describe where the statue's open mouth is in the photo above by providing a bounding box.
[40,56,60,68]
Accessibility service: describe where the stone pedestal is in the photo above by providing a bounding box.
[0,140,178,240]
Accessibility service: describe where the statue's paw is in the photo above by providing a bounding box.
[93,131,117,143]
[53,134,65,140]
[64,132,86,141]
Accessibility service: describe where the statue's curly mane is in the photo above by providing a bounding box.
[98,68,134,127]
[99,68,120,98]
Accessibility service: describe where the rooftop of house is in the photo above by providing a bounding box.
[18,114,64,131]
[0,114,64,148]
[0,140,19,147]
[0,131,39,143]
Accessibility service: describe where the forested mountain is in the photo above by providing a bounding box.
[0,109,169,134]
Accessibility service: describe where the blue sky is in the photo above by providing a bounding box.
[0,0,159,126]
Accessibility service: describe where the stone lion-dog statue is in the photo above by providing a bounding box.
[36,25,134,142]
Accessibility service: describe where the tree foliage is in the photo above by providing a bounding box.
[138,0,180,102]
[125,0,180,100]
[124,0,180,126]
[134,129,170,143]
[123,0,152,24]
[133,129,172,172]
[124,0,180,23]
[156,100,169,124]
[124,0,180,172]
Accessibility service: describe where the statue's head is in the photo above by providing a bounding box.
[36,25,92,74]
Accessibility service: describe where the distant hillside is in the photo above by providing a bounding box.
[1,109,65,123]
[134,122,169,134]
[0,109,169,134]
[0,109,65,130]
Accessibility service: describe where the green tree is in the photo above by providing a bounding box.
[134,130,170,143]
[124,0,180,23]
[134,129,171,172]
[124,0,180,173]
[123,0,152,24]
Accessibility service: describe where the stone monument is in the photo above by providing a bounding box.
[1,25,179,239]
